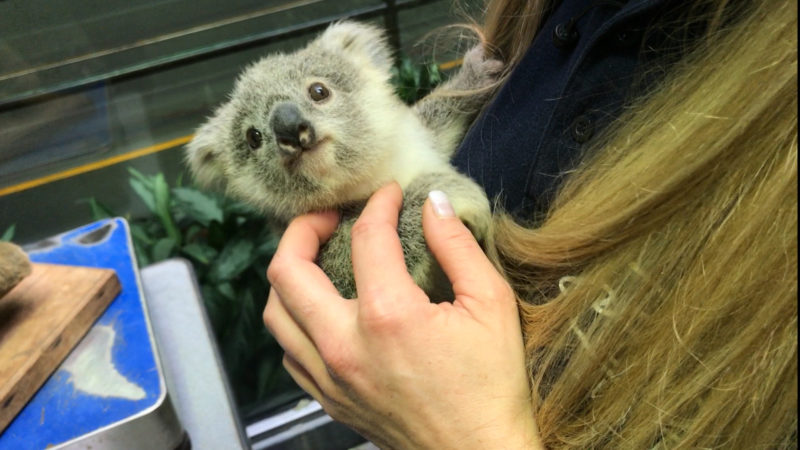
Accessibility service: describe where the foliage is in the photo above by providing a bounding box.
[1,225,15,242]
[391,58,443,104]
[86,168,294,413]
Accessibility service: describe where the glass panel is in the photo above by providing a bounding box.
[1,0,386,189]
[0,0,382,103]
[397,0,483,63]
[0,85,110,181]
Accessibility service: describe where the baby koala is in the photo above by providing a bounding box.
[186,21,500,300]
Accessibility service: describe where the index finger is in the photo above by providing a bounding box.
[267,210,344,339]
[271,210,340,265]
[350,182,419,300]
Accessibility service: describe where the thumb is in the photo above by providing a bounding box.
[422,191,514,311]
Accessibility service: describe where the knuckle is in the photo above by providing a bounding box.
[488,281,517,310]
[266,257,290,285]
[262,290,285,332]
[320,343,358,380]
[493,278,515,299]
[488,279,514,300]
[358,298,410,336]
[469,279,514,305]
[362,308,402,335]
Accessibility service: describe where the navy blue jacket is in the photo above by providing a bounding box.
[454,0,680,217]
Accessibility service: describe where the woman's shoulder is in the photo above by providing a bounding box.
[453,0,684,216]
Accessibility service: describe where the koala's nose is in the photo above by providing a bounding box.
[271,103,316,154]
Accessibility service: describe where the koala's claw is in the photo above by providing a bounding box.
[453,198,492,245]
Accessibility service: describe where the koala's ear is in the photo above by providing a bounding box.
[185,101,234,189]
[315,21,394,73]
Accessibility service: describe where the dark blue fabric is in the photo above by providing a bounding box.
[453,0,676,217]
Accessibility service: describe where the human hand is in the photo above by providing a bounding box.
[263,183,542,449]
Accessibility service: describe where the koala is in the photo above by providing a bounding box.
[185,21,501,301]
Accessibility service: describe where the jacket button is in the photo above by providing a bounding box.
[571,115,595,143]
[553,22,579,49]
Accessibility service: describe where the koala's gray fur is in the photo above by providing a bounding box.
[185,21,501,301]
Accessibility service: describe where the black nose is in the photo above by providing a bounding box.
[271,103,316,154]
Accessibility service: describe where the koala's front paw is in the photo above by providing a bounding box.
[453,45,504,92]
[450,193,492,246]
[406,171,493,248]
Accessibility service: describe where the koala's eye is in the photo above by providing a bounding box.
[308,82,330,102]
[246,127,263,149]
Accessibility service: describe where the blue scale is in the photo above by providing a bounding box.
[0,218,185,449]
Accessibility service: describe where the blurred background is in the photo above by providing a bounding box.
[0,0,481,444]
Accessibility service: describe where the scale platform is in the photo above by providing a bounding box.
[0,218,186,449]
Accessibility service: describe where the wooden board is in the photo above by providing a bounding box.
[0,263,120,432]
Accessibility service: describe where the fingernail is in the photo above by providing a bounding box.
[428,190,455,218]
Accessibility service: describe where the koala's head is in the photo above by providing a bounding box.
[185,21,405,221]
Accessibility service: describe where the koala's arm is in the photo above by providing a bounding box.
[413,46,503,159]
[318,169,493,302]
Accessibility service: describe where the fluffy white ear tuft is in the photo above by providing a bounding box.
[314,21,394,73]
[185,102,234,189]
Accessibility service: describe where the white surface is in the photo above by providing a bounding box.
[61,324,146,400]
[245,398,323,438]
[141,258,248,450]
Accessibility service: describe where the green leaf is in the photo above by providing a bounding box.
[201,285,227,335]
[391,56,444,104]
[129,177,156,214]
[172,187,223,226]
[151,237,176,262]
[79,197,117,220]
[128,167,155,190]
[132,239,151,267]
[217,282,236,300]
[238,288,257,331]
[221,317,248,360]
[255,234,280,257]
[427,63,442,86]
[129,222,156,246]
[252,262,269,286]
[1,224,15,242]
[181,242,218,264]
[207,220,226,248]
[209,239,255,281]
[153,173,181,246]
[256,358,278,400]
[183,224,205,243]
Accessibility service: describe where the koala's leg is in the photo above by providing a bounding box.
[317,200,447,301]
[413,46,503,158]
[318,206,362,300]
[318,172,492,302]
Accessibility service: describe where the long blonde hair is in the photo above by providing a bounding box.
[482,0,550,67]
[483,0,798,447]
